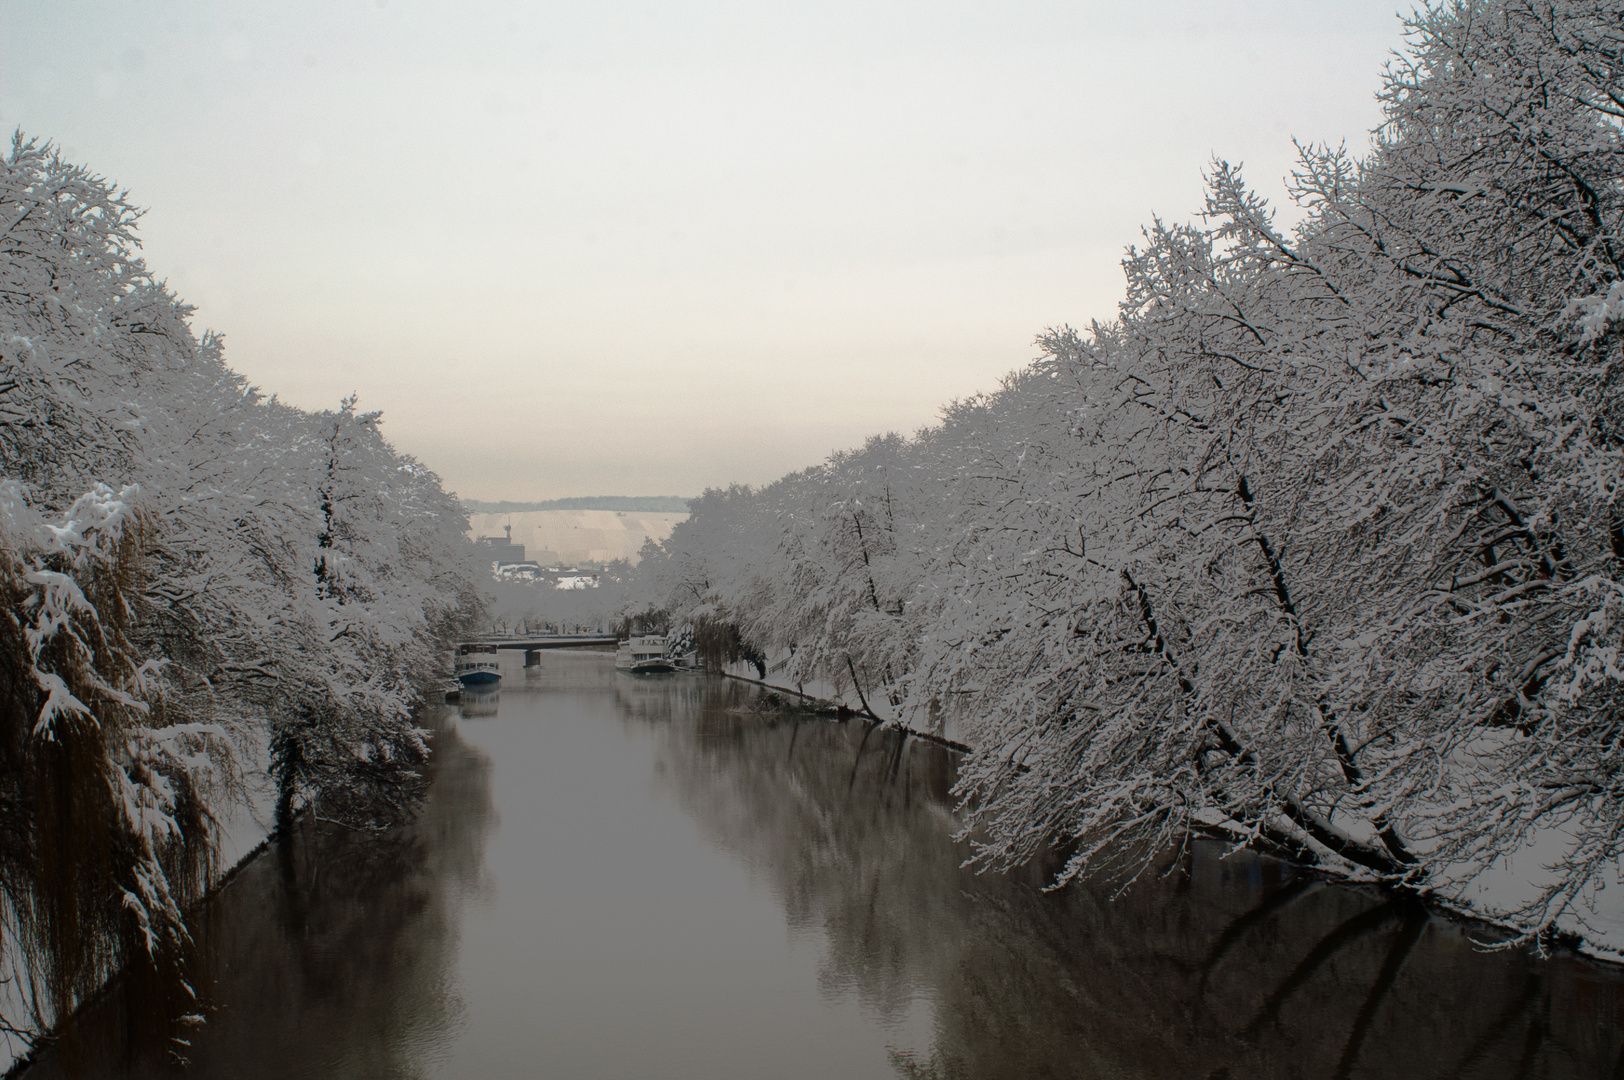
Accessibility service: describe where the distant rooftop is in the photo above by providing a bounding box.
[461,496,692,514]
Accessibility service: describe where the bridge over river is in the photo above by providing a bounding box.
[462,634,619,666]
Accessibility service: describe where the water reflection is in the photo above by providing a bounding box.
[20,712,496,1079]
[630,676,1624,1080]
[458,688,500,719]
[18,660,1624,1078]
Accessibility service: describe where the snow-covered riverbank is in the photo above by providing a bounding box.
[627,1,1624,954]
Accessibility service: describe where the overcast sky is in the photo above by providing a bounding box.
[2,1,1411,502]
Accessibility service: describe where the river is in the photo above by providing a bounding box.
[19,651,1624,1078]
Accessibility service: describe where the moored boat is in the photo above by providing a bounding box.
[455,642,502,686]
[615,635,677,675]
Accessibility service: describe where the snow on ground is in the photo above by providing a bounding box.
[1443,824,1624,960]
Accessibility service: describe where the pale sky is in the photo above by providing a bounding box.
[1,1,1409,502]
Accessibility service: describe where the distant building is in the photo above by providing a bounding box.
[475,523,526,565]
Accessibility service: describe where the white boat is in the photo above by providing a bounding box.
[455,642,502,686]
[615,635,677,675]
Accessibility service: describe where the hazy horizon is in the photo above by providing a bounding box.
[1,0,1413,501]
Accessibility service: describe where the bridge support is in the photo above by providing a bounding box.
[524,649,542,668]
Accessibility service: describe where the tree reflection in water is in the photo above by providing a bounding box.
[621,676,1624,1080]
[19,711,496,1079]
[17,672,1624,1079]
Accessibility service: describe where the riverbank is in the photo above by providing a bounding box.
[20,656,1624,1077]
[1,701,442,1076]
[712,663,1624,965]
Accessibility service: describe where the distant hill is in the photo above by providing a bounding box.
[460,496,692,514]
[466,506,688,565]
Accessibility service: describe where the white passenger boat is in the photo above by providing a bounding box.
[615,635,677,675]
[455,642,502,686]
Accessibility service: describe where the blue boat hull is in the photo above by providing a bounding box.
[458,670,502,686]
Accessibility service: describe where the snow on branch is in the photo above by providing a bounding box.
[626,0,1624,952]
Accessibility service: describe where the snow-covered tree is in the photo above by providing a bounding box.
[0,133,484,1052]
[632,0,1624,947]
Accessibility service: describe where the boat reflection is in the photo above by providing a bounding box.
[458,687,500,718]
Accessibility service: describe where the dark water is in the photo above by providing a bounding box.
[22,652,1624,1078]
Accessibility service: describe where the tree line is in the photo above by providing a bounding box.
[631,0,1624,949]
[0,135,484,1054]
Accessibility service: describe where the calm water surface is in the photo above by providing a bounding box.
[24,651,1624,1078]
